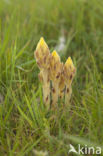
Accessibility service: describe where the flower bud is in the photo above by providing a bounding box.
[50,50,62,81]
[64,57,76,85]
[34,37,50,69]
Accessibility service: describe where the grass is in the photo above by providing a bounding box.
[0,0,103,155]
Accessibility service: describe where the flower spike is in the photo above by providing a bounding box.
[64,57,76,105]
[50,50,62,108]
[34,37,51,110]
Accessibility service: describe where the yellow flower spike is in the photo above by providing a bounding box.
[50,50,62,109]
[64,57,76,83]
[64,57,76,106]
[35,37,50,69]
[34,37,51,110]
[50,50,61,78]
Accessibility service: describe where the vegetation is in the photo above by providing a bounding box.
[0,0,103,155]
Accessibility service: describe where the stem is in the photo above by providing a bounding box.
[58,74,65,100]
[41,69,50,110]
[65,85,72,105]
[51,80,59,108]
[59,88,65,99]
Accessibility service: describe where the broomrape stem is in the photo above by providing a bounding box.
[59,71,65,100]
[59,89,64,99]
[64,57,76,106]
[52,81,59,108]
[34,37,51,110]
[65,85,72,105]
[41,69,50,110]
[59,83,65,100]
[49,50,62,109]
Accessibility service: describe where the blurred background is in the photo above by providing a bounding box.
[0,0,103,83]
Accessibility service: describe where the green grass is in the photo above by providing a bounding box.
[0,0,103,155]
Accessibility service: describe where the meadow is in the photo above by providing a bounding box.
[0,0,103,155]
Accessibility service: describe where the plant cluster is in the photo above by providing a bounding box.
[34,37,76,110]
